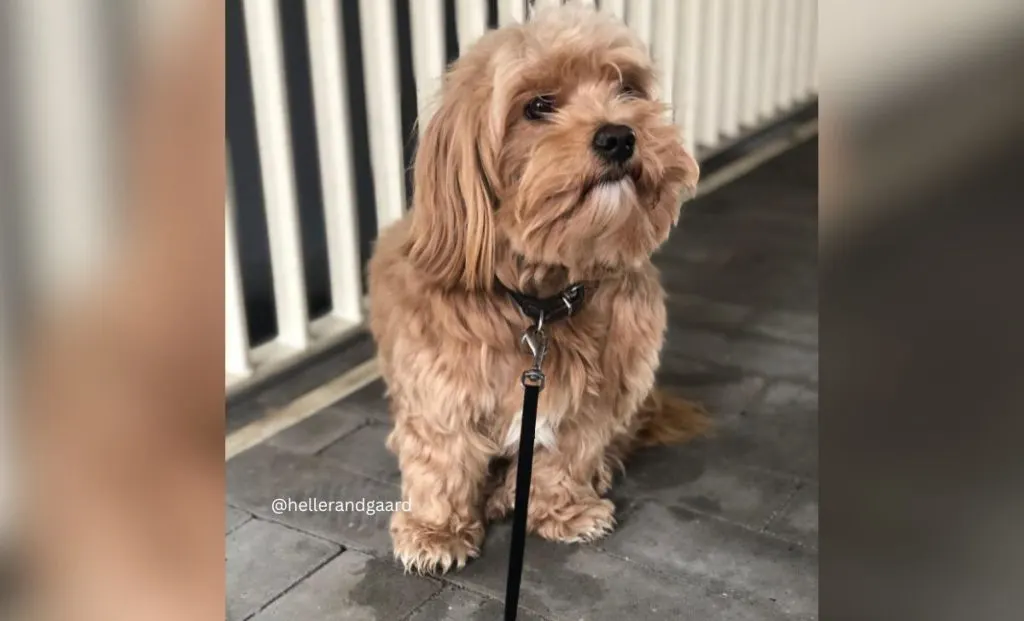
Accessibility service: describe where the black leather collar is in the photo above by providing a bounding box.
[496,279,586,325]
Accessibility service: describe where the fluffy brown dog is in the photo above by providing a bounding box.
[368,6,706,574]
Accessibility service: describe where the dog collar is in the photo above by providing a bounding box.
[496,279,586,325]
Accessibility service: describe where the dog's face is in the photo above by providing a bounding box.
[408,7,699,289]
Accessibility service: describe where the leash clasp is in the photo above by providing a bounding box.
[520,316,547,390]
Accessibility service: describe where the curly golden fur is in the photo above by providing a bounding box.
[368,5,706,574]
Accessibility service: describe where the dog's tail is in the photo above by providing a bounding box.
[632,388,711,448]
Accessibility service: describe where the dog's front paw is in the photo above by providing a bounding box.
[390,511,483,575]
[532,497,616,544]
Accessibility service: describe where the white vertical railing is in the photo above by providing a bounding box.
[499,0,526,26]
[358,0,407,232]
[696,0,723,147]
[306,0,365,324]
[741,0,765,127]
[794,0,815,100]
[777,0,798,109]
[808,0,818,91]
[652,0,678,114]
[410,0,447,135]
[626,0,654,49]
[225,154,252,379]
[243,0,309,350]
[226,0,818,391]
[455,0,488,53]
[674,0,703,156]
[760,0,782,118]
[720,0,745,138]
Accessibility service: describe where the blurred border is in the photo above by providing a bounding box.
[5,1,224,620]
[820,1,1024,619]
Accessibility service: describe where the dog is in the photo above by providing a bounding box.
[368,5,706,575]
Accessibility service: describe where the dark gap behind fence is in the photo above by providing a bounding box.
[394,0,419,205]
[338,0,380,295]
[443,0,460,65]
[226,0,278,346]
[487,0,500,29]
[278,0,332,321]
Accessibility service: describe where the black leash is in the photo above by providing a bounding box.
[500,281,585,621]
[504,324,545,621]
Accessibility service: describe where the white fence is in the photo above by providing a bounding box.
[226,0,818,392]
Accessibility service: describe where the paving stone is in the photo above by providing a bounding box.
[765,483,818,550]
[329,379,391,423]
[734,140,818,194]
[656,241,738,267]
[705,426,816,481]
[226,505,252,534]
[227,444,398,555]
[628,352,802,528]
[406,586,548,621]
[665,292,754,328]
[661,256,816,316]
[252,551,441,621]
[747,310,818,347]
[656,351,767,420]
[688,376,767,421]
[704,381,818,479]
[763,262,817,314]
[266,406,367,455]
[226,519,339,621]
[666,327,818,383]
[756,382,818,415]
[450,522,795,621]
[601,501,817,618]
[717,200,818,230]
[320,424,399,483]
[612,453,799,531]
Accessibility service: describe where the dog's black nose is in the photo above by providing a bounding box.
[592,124,636,164]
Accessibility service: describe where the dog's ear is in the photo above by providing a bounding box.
[408,70,499,291]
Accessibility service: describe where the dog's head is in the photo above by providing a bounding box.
[408,6,699,290]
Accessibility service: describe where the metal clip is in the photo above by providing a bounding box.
[521,325,547,370]
[520,315,548,389]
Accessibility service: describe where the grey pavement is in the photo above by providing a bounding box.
[226,139,818,620]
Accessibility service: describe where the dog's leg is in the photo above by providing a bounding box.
[486,425,617,543]
[388,419,493,574]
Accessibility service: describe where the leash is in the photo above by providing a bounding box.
[500,281,585,621]
[504,321,545,621]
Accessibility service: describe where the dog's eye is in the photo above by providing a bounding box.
[619,83,643,99]
[524,95,556,120]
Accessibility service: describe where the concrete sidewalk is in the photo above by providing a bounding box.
[226,138,818,620]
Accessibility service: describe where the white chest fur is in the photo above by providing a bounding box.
[502,410,559,452]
